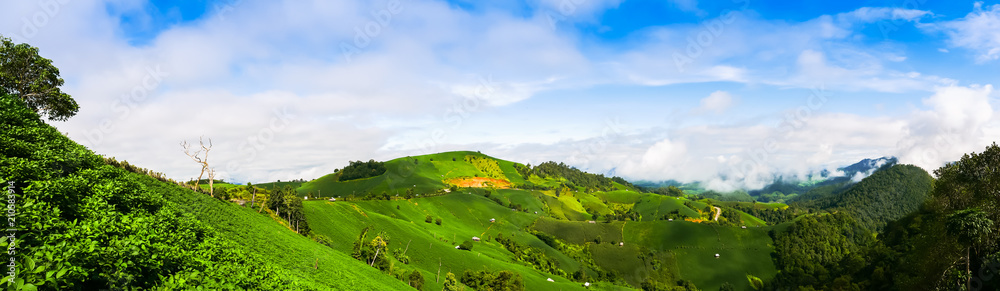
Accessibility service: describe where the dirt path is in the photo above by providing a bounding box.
[713,206,721,221]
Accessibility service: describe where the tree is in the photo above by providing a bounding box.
[435,218,443,225]
[408,270,424,290]
[459,240,473,251]
[425,215,433,223]
[443,272,462,291]
[180,136,215,196]
[946,208,995,290]
[0,36,78,121]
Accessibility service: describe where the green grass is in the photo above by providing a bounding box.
[625,222,777,291]
[633,195,701,221]
[254,180,306,190]
[534,218,777,291]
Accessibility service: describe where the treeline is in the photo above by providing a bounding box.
[460,269,523,291]
[723,203,798,225]
[527,161,632,191]
[336,160,387,181]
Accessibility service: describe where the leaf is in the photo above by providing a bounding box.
[20,283,37,291]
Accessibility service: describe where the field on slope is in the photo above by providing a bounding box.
[304,192,634,291]
[146,175,413,290]
[298,151,528,198]
[533,218,778,290]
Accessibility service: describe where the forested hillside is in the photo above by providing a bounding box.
[794,164,934,231]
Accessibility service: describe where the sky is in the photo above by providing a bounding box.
[2,0,999,190]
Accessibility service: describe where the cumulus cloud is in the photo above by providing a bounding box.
[895,84,996,172]
[696,91,735,114]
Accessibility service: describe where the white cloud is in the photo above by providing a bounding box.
[895,84,996,171]
[933,2,1000,62]
[0,1,994,187]
[697,91,735,114]
[835,7,931,24]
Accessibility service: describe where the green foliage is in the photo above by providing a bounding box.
[337,160,387,181]
[0,94,296,290]
[495,234,564,277]
[460,270,524,291]
[723,202,798,225]
[530,162,627,192]
[436,218,443,225]
[769,213,873,288]
[408,270,425,290]
[443,272,463,291]
[0,36,78,121]
[946,208,995,248]
[459,240,474,251]
[793,164,934,232]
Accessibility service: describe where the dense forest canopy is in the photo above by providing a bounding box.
[336,159,387,181]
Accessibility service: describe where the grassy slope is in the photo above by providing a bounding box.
[304,193,633,291]
[298,151,529,198]
[147,176,413,290]
[535,218,777,291]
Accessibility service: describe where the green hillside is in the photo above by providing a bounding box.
[792,164,934,231]
[0,94,410,290]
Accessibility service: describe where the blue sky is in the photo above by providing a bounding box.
[2,0,999,189]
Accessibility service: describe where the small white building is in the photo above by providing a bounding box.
[741,226,747,229]
[472,237,481,242]
[328,198,337,201]
[619,242,624,247]
[715,254,720,258]
[547,278,555,282]
[668,219,674,221]
[588,221,596,224]
[455,246,461,249]
[489,218,496,223]
[584,282,591,287]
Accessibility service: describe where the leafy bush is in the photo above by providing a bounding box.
[459,240,474,251]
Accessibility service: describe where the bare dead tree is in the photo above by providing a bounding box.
[180,136,215,196]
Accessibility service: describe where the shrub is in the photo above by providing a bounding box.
[435,218,443,225]
[425,215,433,223]
[459,240,474,251]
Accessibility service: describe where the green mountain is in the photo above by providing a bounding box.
[791,164,934,231]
